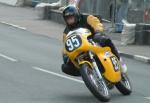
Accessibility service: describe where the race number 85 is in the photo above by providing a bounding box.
[65,35,82,52]
[110,56,119,71]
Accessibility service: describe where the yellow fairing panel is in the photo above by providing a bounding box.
[89,46,121,83]
[98,52,121,83]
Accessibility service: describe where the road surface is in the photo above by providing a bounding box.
[0,23,150,103]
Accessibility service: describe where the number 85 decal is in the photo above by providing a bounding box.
[65,35,82,52]
[110,56,120,71]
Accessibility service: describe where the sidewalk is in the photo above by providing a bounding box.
[0,3,65,40]
[113,39,150,64]
[0,3,150,64]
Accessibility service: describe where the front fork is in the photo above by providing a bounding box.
[88,51,103,80]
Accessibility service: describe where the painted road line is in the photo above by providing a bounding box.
[0,53,18,62]
[0,21,26,30]
[134,55,150,63]
[144,97,150,100]
[32,66,84,84]
[134,55,150,60]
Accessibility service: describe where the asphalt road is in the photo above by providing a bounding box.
[0,23,150,103]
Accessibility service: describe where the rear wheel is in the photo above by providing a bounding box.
[116,73,132,95]
[80,63,110,102]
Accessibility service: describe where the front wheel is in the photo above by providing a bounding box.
[80,63,110,102]
[116,73,132,95]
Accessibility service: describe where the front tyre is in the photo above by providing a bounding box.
[80,63,110,102]
[116,73,132,95]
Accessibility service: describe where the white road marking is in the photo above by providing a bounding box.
[0,53,18,62]
[0,21,26,30]
[32,66,84,84]
[134,55,150,63]
[144,97,150,100]
[134,55,150,60]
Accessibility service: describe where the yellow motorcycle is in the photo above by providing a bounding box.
[63,28,132,102]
